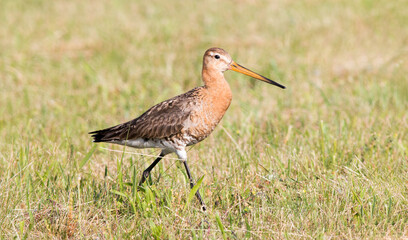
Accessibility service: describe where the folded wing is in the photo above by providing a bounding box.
[89,89,201,142]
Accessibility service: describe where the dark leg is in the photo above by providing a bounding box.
[183,161,207,211]
[139,152,165,187]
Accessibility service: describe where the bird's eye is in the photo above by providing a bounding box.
[214,55,220,59]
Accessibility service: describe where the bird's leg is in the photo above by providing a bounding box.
[139,151,165,187]
[176,149,206,211]
[183,161,207,211]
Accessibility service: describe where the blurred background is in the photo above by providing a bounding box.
[1,0,407,238]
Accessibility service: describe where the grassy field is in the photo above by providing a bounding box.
[1,0,408,238]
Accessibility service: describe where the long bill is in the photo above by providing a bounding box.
[229,61,285,89]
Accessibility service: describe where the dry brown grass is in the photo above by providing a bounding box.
[1,0,407,238]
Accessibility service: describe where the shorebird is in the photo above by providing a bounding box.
[89,47,285,210]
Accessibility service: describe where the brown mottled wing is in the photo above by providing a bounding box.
[89,88,200,142]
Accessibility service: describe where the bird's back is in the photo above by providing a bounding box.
[90,87,203,142]
[90,83,232,150]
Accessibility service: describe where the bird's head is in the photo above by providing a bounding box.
[203,47,285,89]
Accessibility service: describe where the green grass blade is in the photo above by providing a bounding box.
[215,213,227,240]
[184,175,204,210]
[79,145,96,169]
[110,189,128,199]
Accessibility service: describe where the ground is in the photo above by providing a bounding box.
[0,0,407,239]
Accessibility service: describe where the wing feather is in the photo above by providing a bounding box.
[89,87,202,142]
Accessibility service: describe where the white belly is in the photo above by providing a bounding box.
[112,138,178,152]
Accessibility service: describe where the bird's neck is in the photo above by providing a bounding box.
[201,68,232,116]
[202,69,232,97]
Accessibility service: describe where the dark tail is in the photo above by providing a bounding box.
[89,128,112,143]
[89,125,122,142]
[89,122,131,143]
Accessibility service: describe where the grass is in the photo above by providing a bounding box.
[1,0,407,238]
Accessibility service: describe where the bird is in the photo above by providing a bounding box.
[89,47,285,211]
